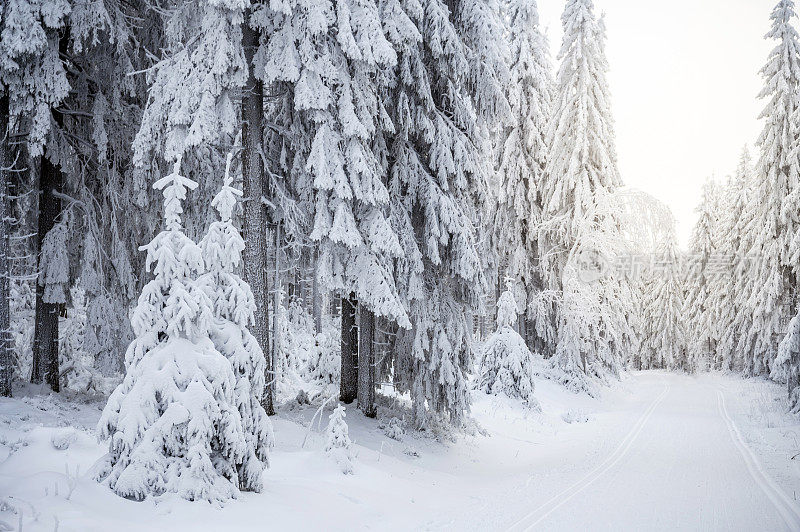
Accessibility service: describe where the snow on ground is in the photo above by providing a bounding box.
[1,372,799,531]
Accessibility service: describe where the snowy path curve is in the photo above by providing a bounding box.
[506,377,671,531]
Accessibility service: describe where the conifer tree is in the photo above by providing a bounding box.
[240,3,272,415]
[685,179,721,372]
[542,0,620,281]
[381,0,508,426]
[0,91,10,397]
[747,0,800,378]
[642,236,687,371]
[0,0,72,390]
[477,278,539,404]
[540,0,625,390]
[494,0,552,350]
[96,159,249,502]
[256,0,411,410]
[713,149,753,371]
[325,404,353,474]
[197,151,273,492]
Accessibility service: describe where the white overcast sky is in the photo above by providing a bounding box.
[536,0,777,247]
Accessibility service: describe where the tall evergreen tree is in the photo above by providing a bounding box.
[713,149,753,371]
[256,0,411,411]
[240,4,272,414]
[685,179,722,373]
[493,0,553,352]
[642,235,687,371]
[747,0,800,379]
[381,0,509,427]
[540,0,624,391]
[0,91,11,397]
[1,0,72,391]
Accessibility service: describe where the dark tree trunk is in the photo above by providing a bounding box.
[32,30,70,392]
[241,10,273,415]
[32,153,62,391]
[266,220,280,416]
[358,307,376,417]
[312,251,322,333]
[340,294,358,404]
[0,94,12,397]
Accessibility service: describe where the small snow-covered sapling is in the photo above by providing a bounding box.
[325,404,354,475]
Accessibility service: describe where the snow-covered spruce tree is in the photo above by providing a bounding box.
[493,0,553,351]
[132,0,246,169]
[541,0,620,272]
[96,159,248,503]
[745,0,800,380]
[325,404,353,474]
[540,0,626,390]
[641,235,687,371]
[550,191,636,392]
[712,149,753,372]
[477,279,539,405]
[71,0,149,379]
[381,0,507,427]
[130,0,248,271]
[729,156,762,375]
[197,152,273,492]
[684,179,721,373]
[254,0,411,413]
[0,84,13,397]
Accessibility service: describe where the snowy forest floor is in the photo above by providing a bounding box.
[1,371,800,531]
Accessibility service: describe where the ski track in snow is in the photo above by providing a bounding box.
[506,377,672,531]
[716,389,800,531]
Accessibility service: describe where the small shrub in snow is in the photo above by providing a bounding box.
[561,409,592,424]
[59,287,117,395]
[10,280,35,381]
[326,404,353,474]
[296,390,311,405]
[477,282,539,406]
[50,428,77,450]
[379,417,405,441]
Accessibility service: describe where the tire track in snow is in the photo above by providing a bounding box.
[506,378,671,531]
[716,390,800,531]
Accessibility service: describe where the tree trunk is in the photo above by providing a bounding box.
[241,11,272,415]
[340,294,358,404]
[32,30,69,392]
[265,220,280,415]
[32,153,62,391]
[312,251,322,333]
[358,307,376,417]
[0,94,11,397]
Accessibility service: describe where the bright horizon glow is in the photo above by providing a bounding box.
[537,0,777,248]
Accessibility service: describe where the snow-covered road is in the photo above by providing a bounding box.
[503,373,800,531]
[2,372,799,531]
